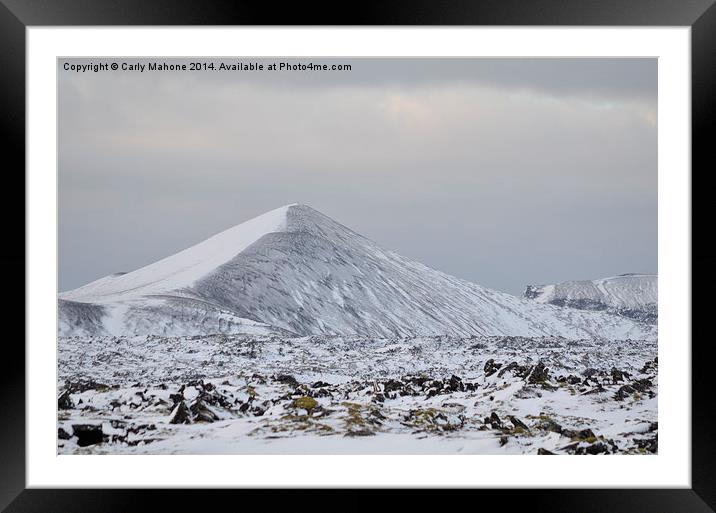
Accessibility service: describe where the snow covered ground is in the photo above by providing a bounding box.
[58,334,657,455]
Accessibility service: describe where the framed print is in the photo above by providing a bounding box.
[3,0,714,510]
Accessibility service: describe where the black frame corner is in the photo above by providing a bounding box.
[3,0,715,510]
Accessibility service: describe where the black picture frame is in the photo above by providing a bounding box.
[2,0,713,510]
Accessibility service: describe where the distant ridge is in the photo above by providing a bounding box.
[523,274,657,324]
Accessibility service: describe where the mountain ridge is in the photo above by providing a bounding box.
[523,274,657,324]
[59,204,657,340]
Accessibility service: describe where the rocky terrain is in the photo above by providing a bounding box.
[58,334,657,455]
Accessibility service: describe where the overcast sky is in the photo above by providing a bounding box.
[59,58,657,295]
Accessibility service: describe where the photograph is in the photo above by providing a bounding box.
[56,57,658,455]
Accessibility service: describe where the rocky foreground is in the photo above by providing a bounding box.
[58,335,657,454]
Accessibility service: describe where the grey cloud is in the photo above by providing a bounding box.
[60,57,656,100]
[59,58,656,295]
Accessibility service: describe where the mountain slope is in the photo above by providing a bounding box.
[523,274,657,324]
[61,205,291,303]
[59,204,656,339]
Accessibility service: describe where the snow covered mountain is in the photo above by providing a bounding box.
[59,204,656,339]
[523,274,657,324]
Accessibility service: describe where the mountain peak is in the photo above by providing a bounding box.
[60,203,353,304]
[284,202,326,217]
[278,203,333,225]
[59,205,657,341]
[61,204,298,303]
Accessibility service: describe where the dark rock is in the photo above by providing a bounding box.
[169,393,184,405]
[499,435,509,446]
[126,423,155,435]
[405,375,431,388]
[313,388,333,398]
[58,427,72,440]
[484,411,503,429]
[528,362,550,384]
[383,379,404,393]
[610,367,631,383]
[524,285,540,299]
[562,428,596,441]
[312,406,331,418]
[250,373,266,384]
[194,388,232,409]
[484,359,502,377]
[582,368,599,378]
[631,378,653,392]
[508,415,529,432]
[274,374,299,387]
[344,429,375,437]
[64,379,110,394]
[190,399,220,422]
[559,442,581,453]
[634,436,658,453]
[640,358,658,374]
[370,409,387,421]
[58,390,74,410]
[498,362,532,379]
[311,381,331,388]
[186,379,206,389]
[448,375,465,392]
[426,388,441,398]
[579,442,610,455]
[537,448,555,455]
[582,384,606,395]
[535,417,563,434]
[72,424,104,447]
[614,384,635,401]
[615,378,653,401]
[169,401,192,424]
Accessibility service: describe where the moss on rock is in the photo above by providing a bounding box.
[293,396,318,411]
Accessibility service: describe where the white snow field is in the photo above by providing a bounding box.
[59,204,656,340]
[58,334,657,455]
